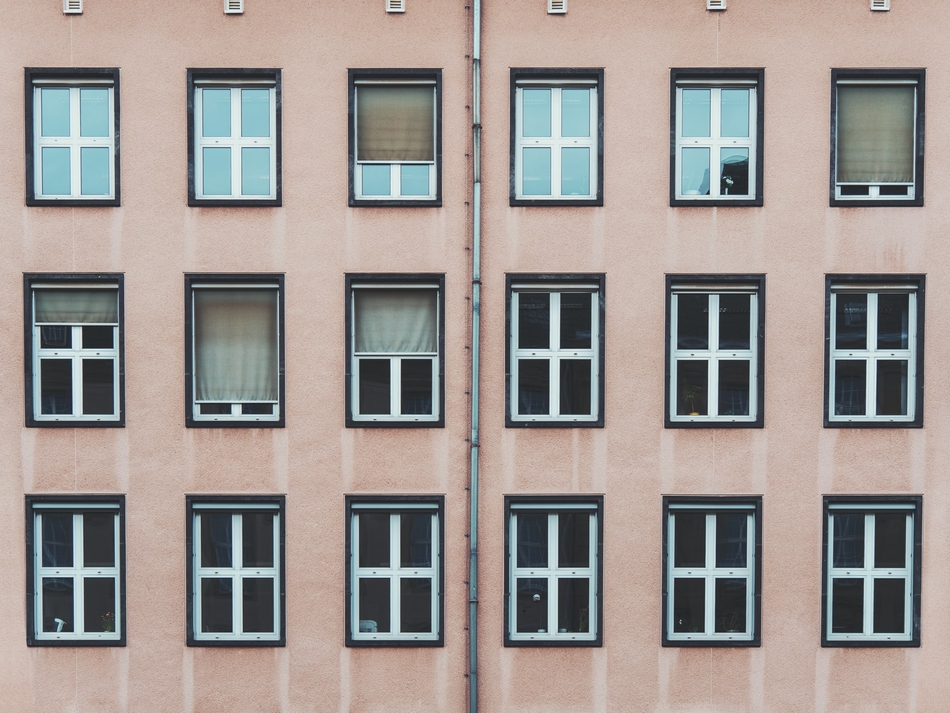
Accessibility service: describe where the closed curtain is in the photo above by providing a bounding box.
[354,290,437,353]
[838,85,915,183]
[35,289,117,323]
[357,85,434,161]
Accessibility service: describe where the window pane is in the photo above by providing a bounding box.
[561,89,591,137]
[835,294,868,349]
[400,164,430,196]
[202,147,232,195]
[558,578,590,633]
[80,147,110,195]
[515,578,548,633]
[40,359,72,415]
[834,360,866,416]
[41,88,70,136]
[358,578,391,633]
[560,293,592,349]
[82,359,114,415]
[82,325,114,349]
[79,88,109,137]
[41,326,71,349]
[720,148,749,196]
[681,89,710,137]
[517,359,549,416]
[240,88,270,137]
[681,147,710,195]
[720,89,750,137]
[676,360,708,416]
[718,361,750,417]
[201,89,231,137]
[400,578,433,633]
[559,359,592,416]
[837,85,914,183]
[716,513,748,568]
[831,578,864,633]
[673,512,705,568]
[522,148,551,195]
[83,513,115,567]
[356,85,434,162]
[42,513,73,567]
[361,164,391,196]
[354,289,437,353]
[832,514,865,568]
[877,294,910,349]
[200,578,233,633]
[877,360,908,416]
[200,513,232,568]
[83,578,116,633]
[718,294,751,349]
[558,513,590,568]
[677,294,709,350]
[243,513,275,568]
[358,513,390,568]
[42,147,71,195]
[400,359,433,415]
[241,147,270,195]
[518,293,550,349]
[873,579,906,634]
[714,578,747,633]
[516,514,548,568]
[42,578,74,632]
[522,89,551,137]
[672,578,705,633]
[874,513,907,569]
[358,359,391,415]
[400,513,432,568]
[561,147,590,196]
[243,578,275,633]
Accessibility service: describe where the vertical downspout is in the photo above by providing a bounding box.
[468,0,482,710]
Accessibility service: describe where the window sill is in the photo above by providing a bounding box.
[824,419,922,429]
[349,198,442,208]
[189,197,281,208]
[666,418,763,429]
[510,197,602,208]
[27,197,120,208]
[830,197,923,208]
[346,418,444,429]
[506,418,604,429]
[670,197,762,208]
[663,637,759,648]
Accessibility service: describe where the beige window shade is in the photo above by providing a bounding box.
[357,85,434,162]
[354,289,437,353]
[35,289,117,323]
[838,85,915,183]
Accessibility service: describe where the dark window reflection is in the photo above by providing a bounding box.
[41,359,72,415]
[677,360,708,415]
[714,578,746,632]
[243,578,275,633]
[672,578,704,633]
[834,360,866,416]
[831,578,863,633]
[558,513,589,568]
[874,513,906,569]
[673,512,705,568]
[83,513,114,567]
[200,578,233,633]
[716,513,747,568]
[718,294,750,349]
[877,294,909,350]
[557,578,590,633]
[41,326,71,349]
[83,577,115,633]
[359,578,391,633]
[518,359,549,415]
[833,514,865,568]
[82,325,114,349]
[517,514,548,568]
[559,359,591,416]
[516,577,548,633]
[836,294,867,349]
[200,513,232,568]
[42,577,74,632]
[242,513,274,568]
[401,359,433,415]
[400,578,432,633]
[677,294,708,350]
[518,293,550,349]
[873,579,905,634]
[359,359,391,415]
[358,513,390,568]
[560,293,592,349]
[876,360,908,416]
[82,359,114,415]
[400,513,432,568]
[42,513,73,567]
[718,361,749,416]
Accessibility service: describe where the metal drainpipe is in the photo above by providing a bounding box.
[468,0,482,710]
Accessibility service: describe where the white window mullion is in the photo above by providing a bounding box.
[704,514,716,635]
[390,514,401,635]
[231,513,243,635]
[230,89,242,197]
[72,513,85,634]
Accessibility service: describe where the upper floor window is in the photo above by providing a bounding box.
[511,69,604,206]
[187,69,281,206]
[349,69,442,206]
[26,68,120,206]
[831,69,924,206]
[671,68,763,206]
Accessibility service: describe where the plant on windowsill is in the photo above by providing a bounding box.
[683,385,703,416]
[101,611,114,632]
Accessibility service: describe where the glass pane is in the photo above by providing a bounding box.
[517,359,549,416]
[201,89,231,137]
[240,89,270,137]
[676,360,708,416]
[83,513,115,567]
[79,88,109,137]
[681,147,710,196]
[559,359,592,416]
[561,147,590,196]
[718,361,750,417]
[42,513,73,567]
[558,578,590,633]
[41,88,70,136]
[720,148,749,196]
[716,513,748,568]
[515,578,548,633]
[358,578,390,633]
[719,294,751,349]
[83,578,116,633]
[358,359,391,415]
[522,148,551,195]
[677,294,709,350]
[401,359,433,415]
[560,293,592,349]
[720,89,750,137]
[877,360,908,416]
[242,513,275,567]
[80,147,110,195]
[516,513,548,568]
[681,89,710,137]
[874,513,907,568]
[202,147,231,195]
[878,294,910,349]
[401,578,433,633]
[82,359,114,415]
[831,578,864,634]
[242,403,275,415]
[834,360,866,416]
[241,147,270,195]
[400,165,430,196]
[361,164,391,196]
[561,89,591,137]
[522,89,551,137]
[243,578,275,633]
[673,512,705,568]
[873,579,905,634]
[832,514,865,568]
[82,325,113,349]
[41,326,71,349]
[558,512,590,568]
[358,512,390,568]
[200,578,233,633]
[42,147,71,195]
[835,294,868,349]
[518,293,549,349]
[40,359,72,415]
[200,513,232,568]
[400,513,432,568]
[672,578,705,633]
[714,578,747,633]
[42,578,74,632]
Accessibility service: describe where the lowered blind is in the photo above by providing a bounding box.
[34,289,118,323]
[357,85,434,162]
[838,85,915,183]
[354,289,437,353]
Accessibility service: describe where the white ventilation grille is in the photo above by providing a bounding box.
[386,0,405,12]
[548,0,566,14]
[707,0,726,10]
[63,0,82,14]
[870,0,890,10]
[224,0,244,14]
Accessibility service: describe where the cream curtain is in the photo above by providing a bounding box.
[838,85,915,183]
[35,289,117,323]
[357,86,434,162]
[355,289,437,353]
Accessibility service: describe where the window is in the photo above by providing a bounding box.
[825,275,923,427]
[822,496,921,646]
[662,497,761,646]
[348,69,441,206]
[187,69,281,206]
[25,274,124,427]
[345,497,443,646]
[185,275,284,427]
[26,496,125,646]
[831,69,924,206]
[186,497,285,646]
[511,69,604,206]
[671,69,763,206]
[505,497,602,646]
[25,68,120,206]
[345,275,444,427]
[506,275,605,427]
[666,275,765,427]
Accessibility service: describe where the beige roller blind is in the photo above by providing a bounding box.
[838,85,915,183]
[34,289,117,323]
[357,85,435,162]
[354,289,437,353]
